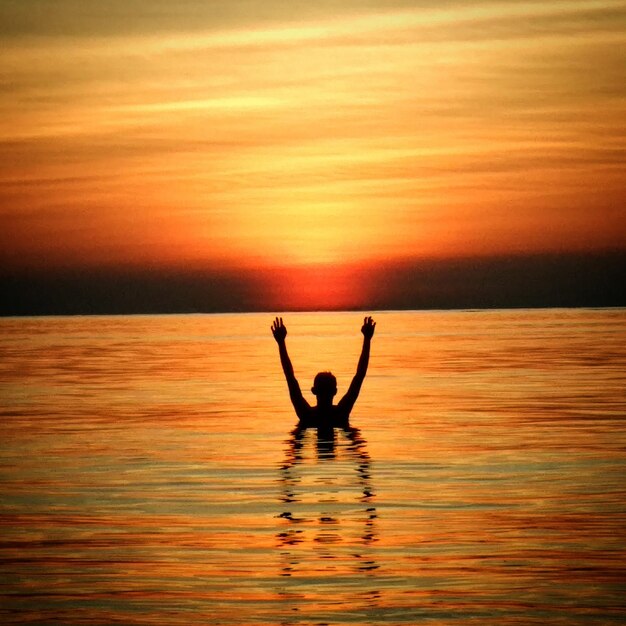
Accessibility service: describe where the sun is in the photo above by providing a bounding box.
[259,263,373,311]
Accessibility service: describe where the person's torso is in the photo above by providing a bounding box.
[299,404,349,429]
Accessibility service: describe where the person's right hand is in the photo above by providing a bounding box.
[271,317,287,343]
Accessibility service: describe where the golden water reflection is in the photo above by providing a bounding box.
[1,309,625,624]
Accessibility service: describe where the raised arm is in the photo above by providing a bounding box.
[338,316,376,416]
[271,317,311,420]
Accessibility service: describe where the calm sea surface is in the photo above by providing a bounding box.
[1,309,625,625]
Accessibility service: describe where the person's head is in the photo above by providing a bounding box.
[312,371,337,403]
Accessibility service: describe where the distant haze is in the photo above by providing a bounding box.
[1,1,624,314]
[3,251,624,315]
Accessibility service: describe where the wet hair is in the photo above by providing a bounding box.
[312,371,337,397]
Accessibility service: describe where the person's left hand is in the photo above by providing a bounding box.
[361,316,376,339]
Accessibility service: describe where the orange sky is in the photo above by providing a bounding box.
[1,1,625,289]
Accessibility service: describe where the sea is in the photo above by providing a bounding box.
[1,309,625,625]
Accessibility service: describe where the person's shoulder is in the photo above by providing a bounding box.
[333,403,350,418]
[296,405,315,425]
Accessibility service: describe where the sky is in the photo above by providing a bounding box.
[1,0,625,313]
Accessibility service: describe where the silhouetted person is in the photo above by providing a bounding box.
[271,316,376,430]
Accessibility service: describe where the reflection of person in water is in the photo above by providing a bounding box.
[271,316,376,429]
[277,427,378,560]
